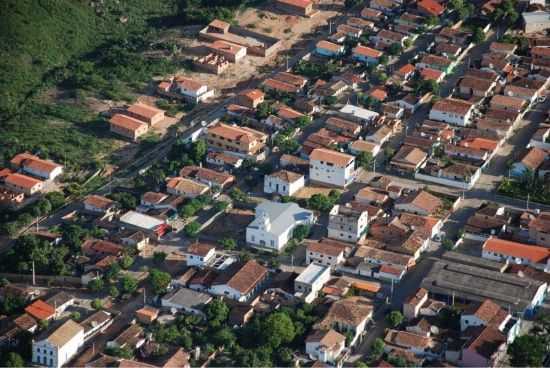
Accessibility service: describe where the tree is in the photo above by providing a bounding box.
[345,0,362,9]
[357,151,375,170]
[370,338,385,360]
[379,54,389,65]
[262,312,296,348]
[508,335,545,367]
[292,224,310,242]
[120,275,138,294]
[149,268,171,294]
[403,39,412,48]
[91,298,103,310]
[277,347,294,366]
[184,221,201,238]
[3,352,24,367]
[70,311,81,321]
[153,251,167,265]
[190,140,207,163]
[425,16,438,27]
[88,278,104,292]
[388,43,402,56]
[220,237,237,250]
[212,327,236,348]
[256,102,273,119]
[109,285,120,298]
[120,255,134,269]
[294,115,312,128]
[471,27,485,44]
[386,310,404,328]
[214,200,229,212]
[206,298,229,328]
[105,262,121,281]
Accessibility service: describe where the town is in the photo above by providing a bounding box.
[1,0,550,366]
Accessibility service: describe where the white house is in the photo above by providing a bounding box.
[482,237,550,272]
[209,260,268,302]
[306,239,347,267]
[174,77,214,103]
[318,296,373,346]
[306,329,347,365]
[294,263,332,303]
[246,201,315,252]
[309,148,356,188]
[32,320,84,368]
[185,242,217,268]
[328,205,369,243]
[460,299,520,343]
[264,170,305,196]
[428,98,475,126]
[161,287,213,317]
[11,153,64,181]
[83,195,116,215]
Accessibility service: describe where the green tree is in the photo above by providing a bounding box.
[388,43,402,56]
[370,337,385,360]
[108,192,137,211]
[357,151,375,170]
[294,115,312,128]
[212,327,236,348]
[88,278,104,292]
[206,298,230,328]
[105,262,121,281]
[153,251,167,265]
[386,310,404,328]
[109,285,120,298]
[262,312,296,348]
[293,224,310,242]
[345,0,362,9]
[120,255,134,269]
[3,352,24,367]
[220,237,237,250]
[471,27,485,44]
[91,298,103,310]
[120,275,138,294]
[149,268,171,294]
[215,200,229,212]
[191,140,207,163]
[508,335,545,367]
[256,102,273,119]
[184,221,201,238]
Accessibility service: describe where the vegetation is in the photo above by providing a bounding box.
[306,190,341,213]
[220,237,237,250]
[294,60,340,81]
[149,268,171,294]
[489,0,519,25]
[508,315,550,366]
[292,224,311,242]
[386,310,404,328]
[184,221,201,238]
[2,352,25,368]
[498,170,550,205]
[357,152,375,170]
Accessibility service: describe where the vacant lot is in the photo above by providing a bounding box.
[201,208,255,242]
[294,185,335,199]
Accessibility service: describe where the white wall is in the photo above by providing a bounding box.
[310,159,355,187]
[429,108,472,126]
[264,175,304,196]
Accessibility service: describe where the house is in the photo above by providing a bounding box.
[482,237,550,272]
[109,114,149,141]
[119,211,168,237]
[434,42,462,58]
[339,104,379,123]
[135,306,159,325]
[395,190,443,216]
[489,95,526,113]
[317,296,373,346]
[126,103,165,126]
[460,299,520,343]
[372,29,408,47]
[206,122,268,161]
[236,89,265,108]
[489,42,517,55]
[370,0,399,13]
[417,54,453,74]
[173,77,214,103]
[361,7,383,21]
[107,324,145,350]
[264,170,305,196]
[166,177,209,198]
[529,212,550,247]
[395,64,415,81]
[458,76,496,98]
[420,68,445,83]
[161,288,213,316]
[81,239,123,258]
[352,45,383,64]
[511,147,547,177]
[206,151,244,170]
[25,300,55,321]
[32,320,84,368]
[417,0,445,16]
[355,187,389,206]
[309,148,355,188]
[179,165,235,190]
[326,117,361,138]
[275,0,314,16]
[305,329,347,366]
[246,201,315,252]
[305,239,347,267]
[316,40,345,57]
[263,78,301,94]
[10,153,63,181]
[4,173,43,195]
[207,40,247,62]
[390,146,428,173]
[395,93,431,113]
[185,242,217,267]
[460,326,507,367]
[209,260,268,302]
[45,292,74,317]
[522,11,550,34]
[403,288,428,320]
[295,263,331,303]
[429,98,475,126]
[328,204,369,243]
[350,140,381,157]
[384,329,437,358]
[83,195,116,215]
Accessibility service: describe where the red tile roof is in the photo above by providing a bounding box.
[417,0,444,16]
[25,300,55,321]
[483,237,550,264]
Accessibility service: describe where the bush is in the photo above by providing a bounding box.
[91,298,103,310]
[184,221,201,238]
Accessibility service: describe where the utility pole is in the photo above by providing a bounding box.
[527,193,530,210]
[32,260,36,286]
[285,54,289,71]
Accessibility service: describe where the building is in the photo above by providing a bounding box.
[25,300,55,321]
[246,201,315,252]
[417,0,444,16]
[305,329,347,365]
[207,40,247,62]
[352,45,383,64]
[306,239,347,267]
[390,146,428,174]
[429,98,475,126]
[275,0,314,16]
[236,89,265,108]
[383,329,438,358]
[316,40,345,57]
[522,11,550,34]
[482,237,550,272]
[529,212,550,247]
[206,123,268,161]
[209,260,268,302]
[10,153,63,181]
[179,165,235,189]
[83,195,116,215]
[119,211,168,237]
[309,148,355,188]
[294,263,331,303]
[161,288,213,316]
[460,299,520,343]
[328,205,369,243]
[135,306,159,325]
[511,147,547,177]
[403,288,429,320]
[109,114,149,141]
[460,326,507,367]
[32,320,84,368]
[185,242,217,267]
[126,103,165,126]
[4,173,43,195]
[166,177,209,198]
[264,170,305,196]
[395,190,443,216]
[173,77,214,103]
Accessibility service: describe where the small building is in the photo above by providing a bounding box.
[429,98,475,126]
[511,147,547,177]
[206,123,268,161]
[32,320,84,368]
[390,146,428,174]
[403,288,429,320]
[246,201,315,252]
[294,263,331,303]
[109,114,149,141]
[135,306,159,324]
[207,40,247,63]
[236,89,265,108]
[173,77,214,103]
[179,165,235,190]
[10,153,64,181]
[328,204,369,243]
[417,0,445,16]
[482,237,550,272]
[209,260,268,302]
[263,170,305,196]
[523,11,550,34]
[316,40,345,57]
[306,239,347,267]
[460,299,520,343]
[275,0,314,16]
[83,195,116,215]
[305,329,347,365]
[309,148,355,188]
[352,45,383,64]
[185,242,217,268]
[25,300,55,321]
[119,211,168,237]
[126,103,165,126]
[166,177,209,198]
[161,288,213,316]
[395,190,443,217]
[4,173,43,195]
